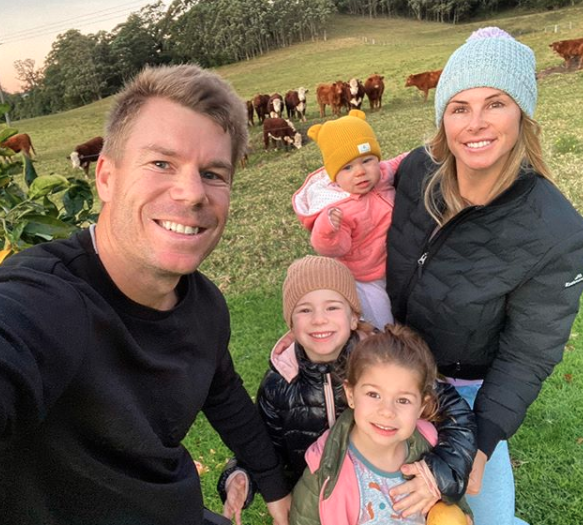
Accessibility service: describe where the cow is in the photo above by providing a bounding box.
[70,136,104,176]
[246,100,254,126]
[0,133,36,158]
[252,93,270,124]
[343,78,365,111]
[405,69,443,102]
[268,93,284,119]
[263,118,302,151]
[316,82,344,117]
[364,74,385,111]
[549,38,583,66]
[285,87,309,122]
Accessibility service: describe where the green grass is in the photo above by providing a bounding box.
[9,6,583,524]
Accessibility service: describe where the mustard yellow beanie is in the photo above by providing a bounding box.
[308,109,381,182]
[282,255,361,328]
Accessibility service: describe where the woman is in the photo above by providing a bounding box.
[386,27,583,525]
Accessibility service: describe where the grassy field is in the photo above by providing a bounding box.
[9,6,583,524]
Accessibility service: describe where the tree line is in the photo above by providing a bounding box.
[4,0,335,120]
[336,0,582,22]
[2,0,581,120]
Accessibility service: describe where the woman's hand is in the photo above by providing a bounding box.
[389,463,440,517]
[266,494,291,525]
[272,331,295,356]
[222,472,248,525]
[467,450,487,495]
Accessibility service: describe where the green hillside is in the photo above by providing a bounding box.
[10,7,583,524]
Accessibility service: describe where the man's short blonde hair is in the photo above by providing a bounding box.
[103,64,248,169]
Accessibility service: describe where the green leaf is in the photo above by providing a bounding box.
[0,127,18,143]
[61,179,94,220]
[23,155,39,186]
[28,175,69,200]
[22,214,78,241]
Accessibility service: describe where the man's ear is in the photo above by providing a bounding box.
[95,155,115,203]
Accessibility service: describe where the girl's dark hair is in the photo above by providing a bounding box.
[346,323,439,421]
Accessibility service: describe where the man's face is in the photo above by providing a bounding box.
[96,97,233,280]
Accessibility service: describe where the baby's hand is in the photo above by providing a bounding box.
[328,207,343,229]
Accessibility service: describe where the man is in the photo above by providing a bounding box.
[0,65,290,524]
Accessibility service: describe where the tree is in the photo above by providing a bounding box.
[43,30,104,110]
[109,1,170,82]
[13,59,42,92]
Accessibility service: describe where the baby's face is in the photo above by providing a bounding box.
[335,155,380,195]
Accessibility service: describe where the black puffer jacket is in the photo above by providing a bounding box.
[256,331,477,501]
[387,147,583,458]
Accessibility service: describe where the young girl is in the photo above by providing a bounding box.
[293,110,407,329]
[219,256,476,524]
[290,325,472,525]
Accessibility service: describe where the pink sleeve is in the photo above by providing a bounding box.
[383,151,409,176]
[416,419,438,447]
[311,208,352,257]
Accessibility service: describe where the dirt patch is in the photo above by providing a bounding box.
[537,58,583,79]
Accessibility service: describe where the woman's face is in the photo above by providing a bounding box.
[443,87,521,183]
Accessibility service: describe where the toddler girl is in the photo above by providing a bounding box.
[293,110,406,329]
[290,324,472,525]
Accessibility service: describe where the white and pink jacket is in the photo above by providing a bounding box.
[292,154,407,282]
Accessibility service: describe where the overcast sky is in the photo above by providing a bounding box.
[0,0,167,94]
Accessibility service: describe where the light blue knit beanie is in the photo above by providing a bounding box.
[435,27,537,126]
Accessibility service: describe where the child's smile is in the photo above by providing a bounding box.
[291,289,358,363]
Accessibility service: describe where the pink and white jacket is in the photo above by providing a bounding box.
[292,154,407,282]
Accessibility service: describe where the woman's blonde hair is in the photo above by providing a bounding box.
[423,112,553,225]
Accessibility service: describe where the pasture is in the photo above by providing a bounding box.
[9,6,583,524]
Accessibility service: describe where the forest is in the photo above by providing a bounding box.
[2,0,582,119]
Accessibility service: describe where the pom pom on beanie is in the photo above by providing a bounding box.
[435,26,537,126]
[308,109,381,182]
[282,256,361,328]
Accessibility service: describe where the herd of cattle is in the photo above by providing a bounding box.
[1,37,582,171]
[249,69,442,152]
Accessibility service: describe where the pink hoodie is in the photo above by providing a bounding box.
[293,154,407,282]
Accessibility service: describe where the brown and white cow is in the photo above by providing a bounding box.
[405,69,443,102]
[70,136,104,176]
[268,93,284,119]
[253,93,270,124]
[1,133,36,158]
[285,87,309,122]
[344,78,365,111]
[263,118,302,151]
[549,38,583,67]
[364,74,385,111]
[246,100,255,126]
[316,82,344,117]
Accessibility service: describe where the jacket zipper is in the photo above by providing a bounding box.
[323,373,336,429]
[405,205,483,310]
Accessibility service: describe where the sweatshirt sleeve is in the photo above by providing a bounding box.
[421,382,477,502]
[203,345,289,503]
[0,269,89,448]
[475,231,583,458]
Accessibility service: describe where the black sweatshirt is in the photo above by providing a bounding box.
[0,229,287,524]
